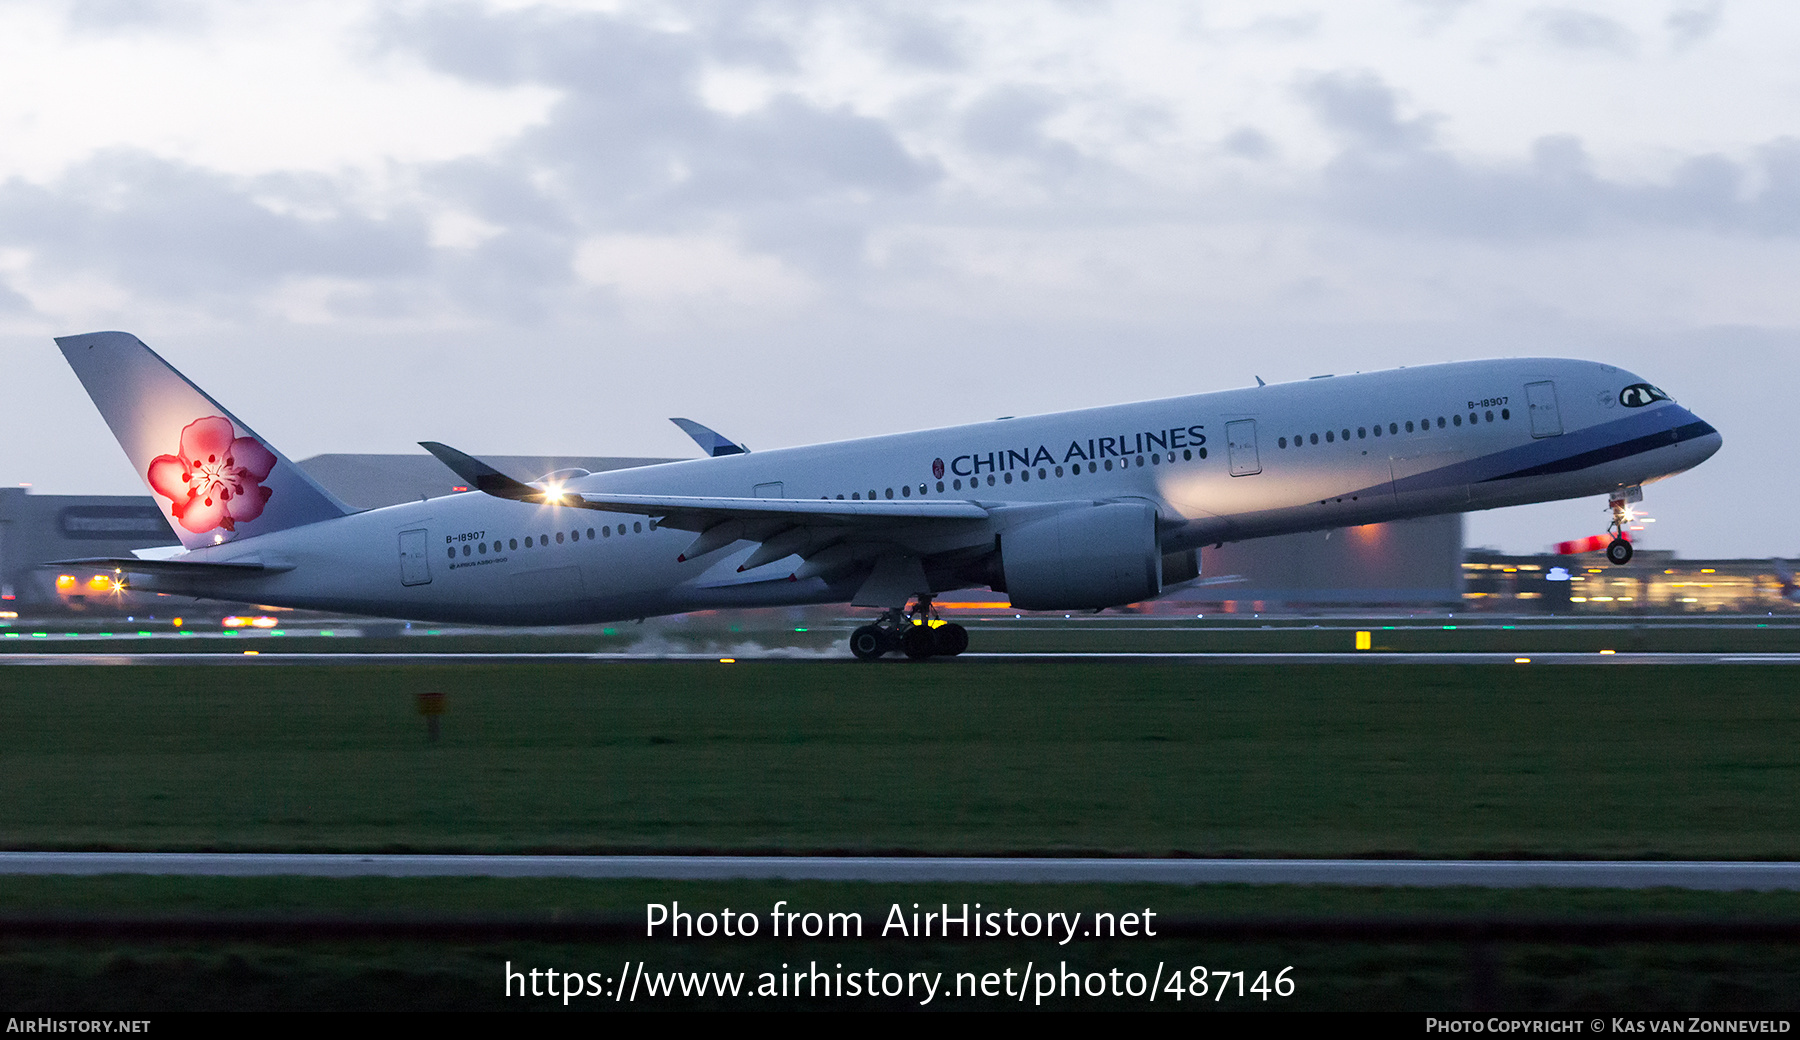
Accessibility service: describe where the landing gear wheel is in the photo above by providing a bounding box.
[1607,537,1633,566]
[933,623,968,656]
[850,625,888,660]
[901,625,936,660]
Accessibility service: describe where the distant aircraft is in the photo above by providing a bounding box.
[50,332,1720,659]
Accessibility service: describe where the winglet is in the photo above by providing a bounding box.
[670,418,749,457]
[418,442,541,500]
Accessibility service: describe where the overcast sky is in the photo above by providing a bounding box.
[1,0,1794,557]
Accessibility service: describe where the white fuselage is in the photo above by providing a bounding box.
[140,357,1720,623]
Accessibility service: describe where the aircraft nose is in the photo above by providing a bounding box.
[1672,407,1722,467]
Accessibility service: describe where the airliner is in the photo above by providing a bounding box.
[51,332,1721,659]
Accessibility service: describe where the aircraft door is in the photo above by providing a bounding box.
[1526,381,1563,438]
[1225,420,1261,476]
[398,528,432,586]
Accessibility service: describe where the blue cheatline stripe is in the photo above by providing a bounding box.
[1479,420,1717,483]
[1380,407,1714,498]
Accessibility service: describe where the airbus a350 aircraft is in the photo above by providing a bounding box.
[51,332,1720,659]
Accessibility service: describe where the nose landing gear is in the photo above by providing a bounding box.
[848,595,969,661]
[1606,487,1641,565]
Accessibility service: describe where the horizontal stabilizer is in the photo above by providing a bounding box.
[46,556,292,577]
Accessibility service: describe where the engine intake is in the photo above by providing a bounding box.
[1000,502,1163,610]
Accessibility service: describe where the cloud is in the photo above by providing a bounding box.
[0,150,431,301]
[958,85,1083,174]
[1298,70,1800,240]
[1221,127,1276,161]
[1666,1,1724,48]
[385,3,937,280]
[1296,70,1437,152]
[1529,7,1637,55]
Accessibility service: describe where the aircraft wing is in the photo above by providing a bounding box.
[421,440,989,529]
[421,440,997,582]
[559,492,986,525]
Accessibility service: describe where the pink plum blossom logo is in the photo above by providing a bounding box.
[146,416,276,535]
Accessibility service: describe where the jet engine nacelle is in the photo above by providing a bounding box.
[1000,501,1162,610]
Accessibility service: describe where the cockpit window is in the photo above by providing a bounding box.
[1619,383,1670,408]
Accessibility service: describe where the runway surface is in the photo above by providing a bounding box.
[3,652,1800,665]
[7,853,1800,889]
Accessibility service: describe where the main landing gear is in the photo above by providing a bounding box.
[849,596,969,661]
[1606,488,1640,566]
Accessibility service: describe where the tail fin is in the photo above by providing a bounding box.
[56,331,351,550]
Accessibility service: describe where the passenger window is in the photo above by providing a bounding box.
[1309,434,1318,445]
[988,475,997,485]
[494,541,502,552]
[1004,472,1013,484]
[478,543,487,554]
[1200,447,1207,458]
[1371,425,1380,437]
[462,545,470,556]
[1357,427,1366,439]
[1341,429,1350,441]
[869,490,877,500]
[587,528,596,539]
[953,479,962,490]
[541,533,548,544]
[526,536,534,547]
[1485,410,1493,423]
[1182,450,1191,461]
[1453,414,1462,426]
[1090,462,1099,472]
[1389,423,1397,434]
[1019,470,1028,482]
[602,527,610,538]
[1468,412,1477,425]
[634,522,642,533]
[885,488,893,499]
[902,485,912,496]
[570,529,579,541]
[1136,455,1145,467]
[556,531,565,544]
[509,539,518,550]
[936,481,944,492]
[1405,421,1414,433]
[852,492,860,500]
[1055,466,1064,477]
[446,547,455,559]
[1501,408,1510,420]
[1437,417,1446,428]
[1104,459,1114,470]
[1326,431,1334,442]
[1038,468,1047,479]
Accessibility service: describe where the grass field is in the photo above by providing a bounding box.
[2,662,1798,857]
